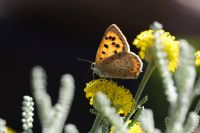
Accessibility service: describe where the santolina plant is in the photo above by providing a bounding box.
[1,22,200,133]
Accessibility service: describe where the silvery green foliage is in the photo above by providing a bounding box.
[94,92,128,133]
[150,21,163,30]
[139,109,161,133]
[183,112,199,133]
[64,124,79,133]
[153,31,177,105]
[22,96,34,133]
[32,66,78,133]
[166,40,198,133]
[174,40,196,94]
[0,118,6,133]
[31,66,52,126]
[142,22,200,133]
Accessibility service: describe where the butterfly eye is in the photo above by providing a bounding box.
[91,63,95,69]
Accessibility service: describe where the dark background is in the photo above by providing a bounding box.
[0,0,200,132]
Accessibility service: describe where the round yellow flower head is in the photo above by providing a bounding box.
[84,79,135,116]
[110,122,143,133]
[133,30,180,72]
[195,51,200,66]
[129,122,143,133]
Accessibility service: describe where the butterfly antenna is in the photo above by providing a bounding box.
[77,58,93,64]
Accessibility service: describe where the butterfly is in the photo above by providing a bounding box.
[91,24,143,79]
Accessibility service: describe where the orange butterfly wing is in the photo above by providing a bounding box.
[95,24,130,65]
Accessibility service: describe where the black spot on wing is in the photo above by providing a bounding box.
[102,51,106,54]
[112,42,116,45]
[115,44,120,48]
[111,37,116,41]
[104,44,109,48]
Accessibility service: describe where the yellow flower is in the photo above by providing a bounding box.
[84,79,135,116]
[6,127,16,133]
[110,122,143,133]
[129,122,143,133]
[195,51,200,66]
[133,30,180,72]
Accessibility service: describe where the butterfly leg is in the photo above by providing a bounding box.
[92,71,95,79]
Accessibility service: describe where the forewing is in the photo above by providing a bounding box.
[95,24,130,65]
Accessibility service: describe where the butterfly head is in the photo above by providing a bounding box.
[91,62,96,70]
[91,62,108,77]
[91,62,100,75]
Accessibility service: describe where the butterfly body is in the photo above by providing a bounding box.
[92,24,143,79]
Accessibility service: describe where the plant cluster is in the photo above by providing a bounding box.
[1,22,200,133]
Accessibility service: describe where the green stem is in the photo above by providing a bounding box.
[102,122,109,133]
[90,113,104,133]
[125,62,155,121]
[194,98,200,114]
[135,62,156,104]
